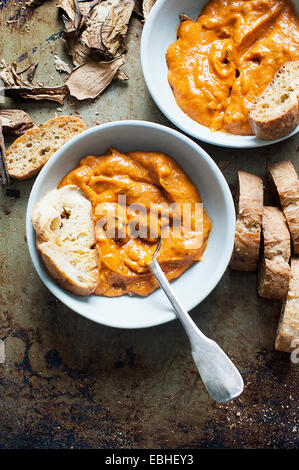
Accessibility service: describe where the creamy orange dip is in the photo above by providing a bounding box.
[166,0,299,135]
[59,149,211,297]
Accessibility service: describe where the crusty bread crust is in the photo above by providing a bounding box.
[231,171,263,271]
[7,116,87,180]
[267,161,299,254]
[36,239,96,296]
[258,206,291,299]
[32,185,98,296]
[275,258,299,353]
[249,61,299,140]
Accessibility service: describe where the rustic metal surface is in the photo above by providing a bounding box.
[0,1,298,449]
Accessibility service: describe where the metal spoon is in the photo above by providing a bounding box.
[148,239,244,403]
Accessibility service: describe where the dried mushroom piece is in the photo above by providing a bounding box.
[142,0,156,18]
[27,62,38,82]
[58,1,101,66]
[179,13,192,22]
[81,0,135,58]
[57,0,83,35]
[78,0,100,18]
[54,55,72,74]
[134,0,156,19]
[0,65,16,87]
[0,124,10,185]
[0,109,34,136]
[0,61,28,87]
[65,55,125,100]
[0,62,69,104]
[115,69,128,81]
[25,0,49,7]
[57,1,132,94]
[3,86,69,104]
[64,35,98,66]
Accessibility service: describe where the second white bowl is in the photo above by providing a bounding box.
[141,0,299,148]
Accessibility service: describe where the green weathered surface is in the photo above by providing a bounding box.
[0,1,298,449]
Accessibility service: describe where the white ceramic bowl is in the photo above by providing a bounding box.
[26,121,235,329]
[141,0,299,148]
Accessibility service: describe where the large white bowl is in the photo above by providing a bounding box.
[141,0,299,148]
[26,121,235,329]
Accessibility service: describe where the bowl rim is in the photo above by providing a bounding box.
[140,0,299,149]
[26,120,236,329]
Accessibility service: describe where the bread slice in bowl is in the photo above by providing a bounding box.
[32,185,98,296]
[249,61,299,140]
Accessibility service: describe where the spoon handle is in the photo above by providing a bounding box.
[149,258,244,403]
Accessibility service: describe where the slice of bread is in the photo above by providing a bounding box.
[249,61,299,140]
[231,171,263,271]
[258,206,291,299]
[275,258,299,353]
[7,116,87,180]
[32,185,98,296]
[267,161,299,254]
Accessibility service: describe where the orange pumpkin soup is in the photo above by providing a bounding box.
[166,0,299,135]
[59,149,211,297]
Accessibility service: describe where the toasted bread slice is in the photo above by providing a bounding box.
[258,207,291,299]
[275,258,299,353]
[231,171,263,271]
[267,161,299,254]
[249,61,299,140]
[7,116,87,180]
[32,185,98,296]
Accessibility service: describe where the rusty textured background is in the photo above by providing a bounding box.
[0,1,298,449]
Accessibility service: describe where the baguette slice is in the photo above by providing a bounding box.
[267,161,299,254]
[249,61,299,140]
[32,185,98,296]
[258,206,291,299]
[275,258,299,353]
[231,171,263,271]
[7,116,87,180]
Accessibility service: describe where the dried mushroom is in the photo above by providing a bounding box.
[56,1,135,99]
[54,55,72,74]
[58,0,102,66]
[65,35,98,66]
[0,109,34,136]
[0,65,16,87]
[78,0,100,18]
[0,124,10,185]
[27,62,38,82]
[65,55,125,100]
[142,0,156,18]
[80,0,135,58]
[57,0,83,35]
[3,86,68,104]
[179,13,192,22]
[0,62,68,104]
[134,0,156,19]
[115,69,128,81]
[25,0,49,7]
